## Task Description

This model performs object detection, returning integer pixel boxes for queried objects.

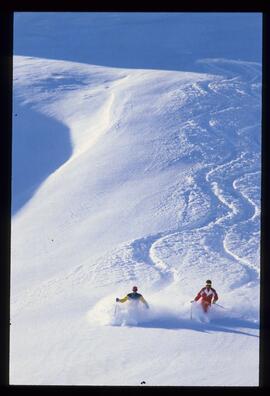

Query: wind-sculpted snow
[11,55,261,385]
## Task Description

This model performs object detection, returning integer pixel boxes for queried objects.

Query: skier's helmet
[206,280,212,285]
[132,286,138,292]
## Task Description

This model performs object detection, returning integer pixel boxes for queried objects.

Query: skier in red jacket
[191,280,218,313]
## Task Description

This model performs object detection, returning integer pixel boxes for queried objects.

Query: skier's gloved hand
[116,298,120,302]
[190,300,194,303]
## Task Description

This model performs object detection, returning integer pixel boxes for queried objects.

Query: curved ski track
[104,61,262,294]
[11,60,261,313]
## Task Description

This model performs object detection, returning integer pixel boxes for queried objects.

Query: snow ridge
[11,55,261,385]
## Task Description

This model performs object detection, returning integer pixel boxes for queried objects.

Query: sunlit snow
[10,12,261,386]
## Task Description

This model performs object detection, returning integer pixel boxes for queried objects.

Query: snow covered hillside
[10,13,262,386]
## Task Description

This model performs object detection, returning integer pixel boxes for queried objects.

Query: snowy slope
[10,13,262,386]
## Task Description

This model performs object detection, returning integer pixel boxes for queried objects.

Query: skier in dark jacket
[191,280,218,312]
[116,286,149,308]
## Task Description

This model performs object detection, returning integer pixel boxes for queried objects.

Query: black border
[1,2,269,394]
[0,1,269,12]
[259,11,270,391]
[0,7,13,391]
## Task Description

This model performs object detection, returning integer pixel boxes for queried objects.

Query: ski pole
[214,303,226,310]
[190,301,193,320]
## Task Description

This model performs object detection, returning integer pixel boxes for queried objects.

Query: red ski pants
[201,301,211,313]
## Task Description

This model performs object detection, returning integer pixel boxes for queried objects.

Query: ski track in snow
[120,61,261,294]
[11,56,261,387]
[11,57,261,318]
[10,12,262,386]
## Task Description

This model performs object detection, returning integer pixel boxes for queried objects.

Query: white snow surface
[11,13,261,386]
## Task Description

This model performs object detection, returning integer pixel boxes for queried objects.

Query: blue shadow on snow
[134,316,259,338]
[12,98,72,215]
[14,13,262,73]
